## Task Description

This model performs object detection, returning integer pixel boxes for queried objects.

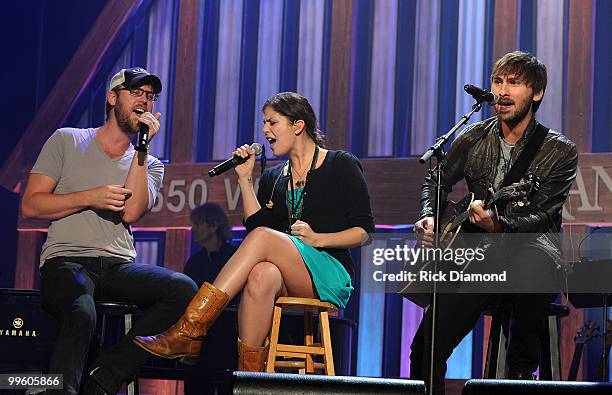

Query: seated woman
[133,92,374,371]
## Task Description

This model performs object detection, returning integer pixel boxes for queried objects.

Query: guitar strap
[499,122,549,188]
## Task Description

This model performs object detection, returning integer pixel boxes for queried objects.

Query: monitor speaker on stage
[462,379,612,395]
[232,372,425,395]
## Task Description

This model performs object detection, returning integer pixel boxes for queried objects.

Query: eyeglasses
[116,87,158,102]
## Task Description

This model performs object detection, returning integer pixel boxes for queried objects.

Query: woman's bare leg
[212,227,315,299]
[131,227,316,359]
[237,262,287,346]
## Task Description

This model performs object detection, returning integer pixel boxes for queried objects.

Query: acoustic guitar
[398,175,540,306]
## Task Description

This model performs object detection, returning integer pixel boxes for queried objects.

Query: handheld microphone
[135,124,149,152]
[208,143,263,177]
[464,84,499,105]
[134,109,149,152]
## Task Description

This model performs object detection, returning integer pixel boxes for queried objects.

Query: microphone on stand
[464,84,499,105]
[208,143,263,177]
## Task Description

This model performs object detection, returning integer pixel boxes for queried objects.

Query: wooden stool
[266,297,338,375]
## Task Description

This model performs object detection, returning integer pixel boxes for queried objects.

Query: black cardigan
[244,150,375,278]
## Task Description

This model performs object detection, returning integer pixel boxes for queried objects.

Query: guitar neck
[448,198,496,231]
[568,343,585,381]
[453,211,471,228]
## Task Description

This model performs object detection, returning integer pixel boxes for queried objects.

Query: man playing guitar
[410,51,578,394]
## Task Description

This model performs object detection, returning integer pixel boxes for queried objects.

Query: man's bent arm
[21,173,89,220]
[121,151,152,224]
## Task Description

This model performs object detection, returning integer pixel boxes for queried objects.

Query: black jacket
[244,150,375,278]
[420,117,578,260]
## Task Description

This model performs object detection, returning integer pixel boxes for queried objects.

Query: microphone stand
[419,100,484,395]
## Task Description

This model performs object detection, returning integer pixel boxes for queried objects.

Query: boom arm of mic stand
[419,102,483,164]
[418,101,483,395]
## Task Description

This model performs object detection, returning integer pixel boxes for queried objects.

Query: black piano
[0,289,58,373]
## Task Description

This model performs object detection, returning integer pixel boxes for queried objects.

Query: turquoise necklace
[287,145,319,224]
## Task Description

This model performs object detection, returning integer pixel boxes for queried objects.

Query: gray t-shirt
[493,135,515,190]
[31,128,164,266]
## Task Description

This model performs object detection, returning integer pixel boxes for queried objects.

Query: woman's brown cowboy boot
[133,282,229,364]
[237,337,270,372]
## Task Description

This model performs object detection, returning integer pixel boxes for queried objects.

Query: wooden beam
[326,0,354,150]
[17,153,612,229]
[139,379,182,395]
[492,0,518,63]
[14,231,45,289]
[128,158,451,227]
[170,0,200,163]
[164,229,192,273]
[482,315,492,376]
[566,0,594,153]
[0,0,143,191]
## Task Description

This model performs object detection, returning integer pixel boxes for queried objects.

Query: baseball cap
[109,67,162,93]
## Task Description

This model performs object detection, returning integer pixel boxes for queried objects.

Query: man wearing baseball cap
[21,67,197,394]
[105,67,162,118]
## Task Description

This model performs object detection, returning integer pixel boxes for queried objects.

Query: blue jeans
[40,256,197,394]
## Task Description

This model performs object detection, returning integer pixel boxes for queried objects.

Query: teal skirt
[286,235,353,308]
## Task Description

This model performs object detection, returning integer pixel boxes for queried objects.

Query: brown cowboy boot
[133,282,229,364]
[237,337,270,372]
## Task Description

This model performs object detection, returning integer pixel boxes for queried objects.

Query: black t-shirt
[244,150,375,278]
